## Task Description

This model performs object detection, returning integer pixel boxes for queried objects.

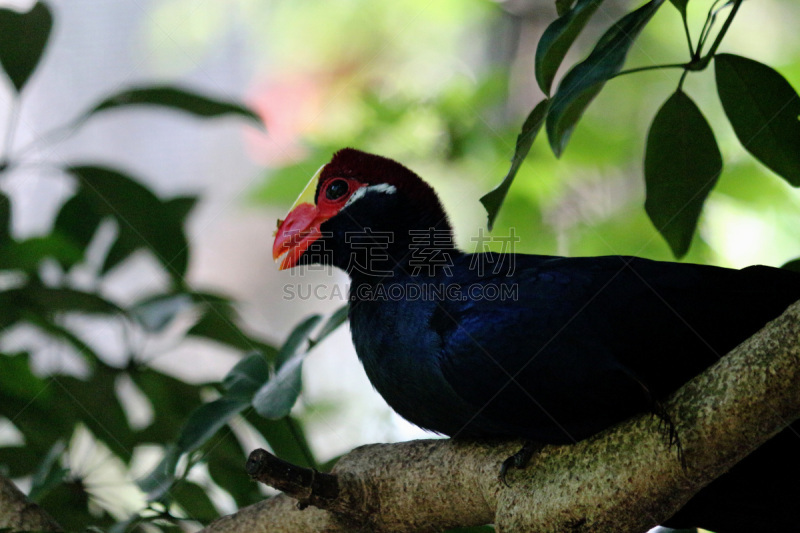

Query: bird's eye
[325,179,349,201]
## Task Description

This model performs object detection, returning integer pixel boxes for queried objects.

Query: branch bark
[0,474,62,532]
[203,300,800,533]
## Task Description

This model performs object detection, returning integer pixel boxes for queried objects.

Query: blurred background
[1,0,799,529]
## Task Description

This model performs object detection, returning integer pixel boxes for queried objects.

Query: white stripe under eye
[344,183,397,208]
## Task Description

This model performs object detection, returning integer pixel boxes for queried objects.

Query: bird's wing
[432,254,653,442]
[432,254,800,443]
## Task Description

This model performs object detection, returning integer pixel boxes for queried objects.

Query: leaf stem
[613,63,688,79]
[682,15,695,57]
[703,0,742,62]
[696,0,724,55]
[677,69,690,91]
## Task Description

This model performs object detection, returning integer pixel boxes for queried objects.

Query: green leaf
[54,192,103,267]
[782,259,800,273]
[131,293,194,332]
[252,355,304,420]
[85,86,263,126]
[715,54,800,186]
[222,352,270,398]
[645,90,721,258]
[274,314,322,369]
[28,440,68,502]
[38,478,112,532]
[138,444,181,499]
[480,99,550,230]
[171,480,219,523]
[23,313,103,367]
[313,304,349,345]
[164,196,199,225]
[535,0,605,95]
[176,396,248,453]
[130,368,205,444]
[251,314,322,419]
[546,0,666,156]
[244,412,317,469]
[20,285,123,316]
[0,1,52,91]
[187,305,277,358]
[0,235,83,272]
[58,366,137,461]
[0,445,42,478]
[206,430,262,507]
[66,166,191,281]
[0,353,46,402]
[556,0,577,16]
[0,354,75,458]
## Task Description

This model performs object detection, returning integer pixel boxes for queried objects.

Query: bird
[272,147,800,531]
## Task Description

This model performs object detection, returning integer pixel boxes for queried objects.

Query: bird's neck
[345,225,462,287]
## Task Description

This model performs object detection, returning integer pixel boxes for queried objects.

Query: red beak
[273,166,330,270]
[273,203,333,270]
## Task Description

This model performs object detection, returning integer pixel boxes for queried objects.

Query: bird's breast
[348,295,477,435]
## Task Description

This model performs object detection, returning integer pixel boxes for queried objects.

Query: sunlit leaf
[547,0,666,156]
[0,1,52,91]
[0,354,73,457]
[536,0,605,95]
[645,90,721,258]
[0,235,83,272]
[85,86,262,126]
[715,54,800,186]
[0,352,49,405]
[480,100,549,230]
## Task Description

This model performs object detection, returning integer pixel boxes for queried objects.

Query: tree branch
[0,474,62,532]
[203,300,800,533]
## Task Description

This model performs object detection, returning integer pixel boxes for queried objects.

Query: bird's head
[273,148,456,276]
